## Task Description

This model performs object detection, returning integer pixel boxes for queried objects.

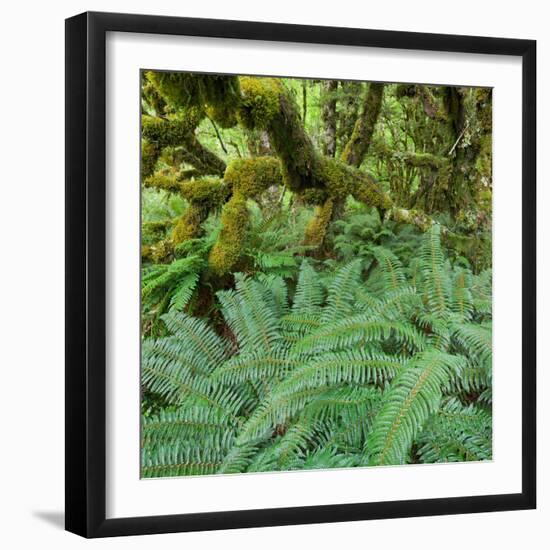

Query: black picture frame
[65,11,536,538]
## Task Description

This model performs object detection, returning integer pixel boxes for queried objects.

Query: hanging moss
[208,193,250,275]
[303,198,334,247]
[223,157,282,197]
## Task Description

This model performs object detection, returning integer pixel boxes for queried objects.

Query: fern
[141,227,492,477]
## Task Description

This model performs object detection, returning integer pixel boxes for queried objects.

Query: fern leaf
[366,351,465,465]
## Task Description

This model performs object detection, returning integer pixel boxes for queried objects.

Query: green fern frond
[293,315,426,355]
[141,442,226,477]
[321,259,363,323]
[366,351,465,465]
[418,224,451,318]
[142,406,235,448]
[451,322,492,367]
[416,398,492,463]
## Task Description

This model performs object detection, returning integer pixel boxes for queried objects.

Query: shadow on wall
[32,510,64,530]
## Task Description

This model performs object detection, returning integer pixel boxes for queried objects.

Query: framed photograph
[65,11,536,538]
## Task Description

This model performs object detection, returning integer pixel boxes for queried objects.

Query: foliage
[139,71,493,478]
[141,228,492,476]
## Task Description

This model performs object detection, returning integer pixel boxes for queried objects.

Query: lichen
[223,157,282,197]
[389,207,433,231]
[208,193,250,275]
[142,239,174,263]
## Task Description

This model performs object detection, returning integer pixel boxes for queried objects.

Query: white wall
[0,1,546,548]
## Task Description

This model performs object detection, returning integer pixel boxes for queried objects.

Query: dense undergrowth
[140,73,492,477]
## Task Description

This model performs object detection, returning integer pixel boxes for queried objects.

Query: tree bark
[321,80,338,157]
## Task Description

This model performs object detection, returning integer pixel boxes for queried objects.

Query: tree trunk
[321,80,338,157]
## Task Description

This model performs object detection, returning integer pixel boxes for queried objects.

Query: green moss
[142,114,201,148]
[223,157,282,197]
[314,156,393,209]
[340,82,384,167]
[206,103,238,129]
[147,71,241,113]
[180,178,230,207]
[303,199,334,247]
[141,141,161,178]
[171,203,206,244]
[237,77,281,130]
[300,188,329,205]
[401,152,449,169]
[475,134,492,180]
[208,193,250,275]
[143,173,182,193]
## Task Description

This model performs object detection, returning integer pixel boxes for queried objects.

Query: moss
[208,193,250,275]
[401,152,449,170]
[237,77,281,130]
[314,156,393,210]
[341,82,384,167]
[142,239,174,263]
[300,187,329,205]
[142,114,201,148]
[223,157,282,197]
[142,77,167,116]
[475,134,492,181]
[180,178,230,208]
[141,141,160,178]
[142,220,174,246]
[268,90,318,192]
[147,71,241,113]
[303,199,334,247]
[206,103,238,129]
[389,207,433,231]
[143,173,182,193]
[171,203,206,244]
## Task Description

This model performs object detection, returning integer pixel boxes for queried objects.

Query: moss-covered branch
[341,83,384,167]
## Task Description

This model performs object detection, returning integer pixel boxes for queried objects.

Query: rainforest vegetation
[140,71,493,477]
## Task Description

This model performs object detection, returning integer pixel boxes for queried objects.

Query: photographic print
[140,71,493,479]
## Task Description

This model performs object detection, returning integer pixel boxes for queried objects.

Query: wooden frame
[65,11,536,538]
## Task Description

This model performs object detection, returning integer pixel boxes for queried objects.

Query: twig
[206,115,228,154]
[448,121,469,156]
